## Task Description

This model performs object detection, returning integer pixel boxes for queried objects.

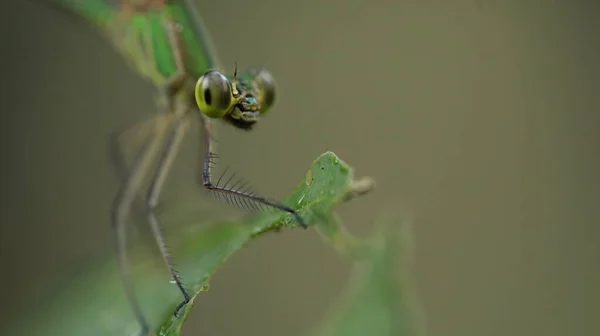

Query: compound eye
[195,70,233,118]
[248,68,277,114]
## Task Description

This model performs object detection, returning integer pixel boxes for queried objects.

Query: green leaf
[3,152,374,336]
[311,216,427,336]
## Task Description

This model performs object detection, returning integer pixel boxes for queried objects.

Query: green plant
[4,152,424,336]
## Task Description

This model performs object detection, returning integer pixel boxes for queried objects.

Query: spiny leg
[144,115,192,317]
[149,72,195,317]
[197,115,306,227]
[110,117,174,335]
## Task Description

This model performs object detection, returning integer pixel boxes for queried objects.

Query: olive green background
[1,0,599,335]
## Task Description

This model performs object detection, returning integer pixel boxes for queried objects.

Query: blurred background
[1,0,599,335]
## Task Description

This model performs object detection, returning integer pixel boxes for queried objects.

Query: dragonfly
[45,0,306,334]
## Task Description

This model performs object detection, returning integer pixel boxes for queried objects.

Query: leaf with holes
[3,152,374,336]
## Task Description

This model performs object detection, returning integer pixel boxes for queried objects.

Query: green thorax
[57,1,221,86]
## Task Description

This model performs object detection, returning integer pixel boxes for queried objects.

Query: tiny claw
[173,294,192,318]
[294,213,308,229]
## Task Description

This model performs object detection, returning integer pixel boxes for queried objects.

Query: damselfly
[47,0,305,334]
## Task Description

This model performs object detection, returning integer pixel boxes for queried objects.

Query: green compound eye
[195,70,234,118]
[248,68,277,115]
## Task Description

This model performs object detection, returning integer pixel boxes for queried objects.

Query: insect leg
[109,122,152,230]
[197,115,306,227]
[143,115,192,317]
[110,115,173,335]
